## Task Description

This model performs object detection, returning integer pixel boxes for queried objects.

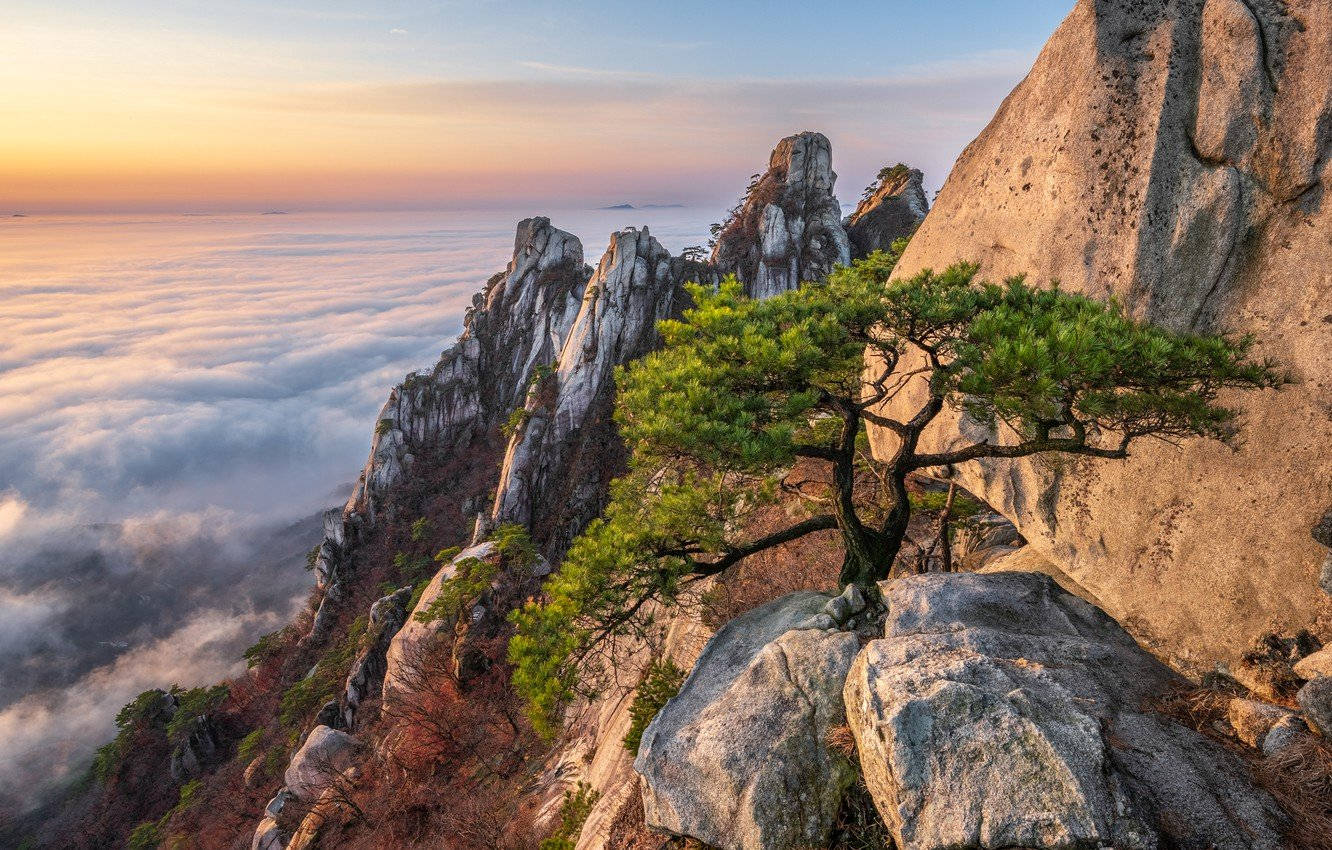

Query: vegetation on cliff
[510,247,1284,730]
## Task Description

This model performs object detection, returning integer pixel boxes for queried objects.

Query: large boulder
[284,725,360,802]
[712,132,850,298]
[868,0,1332,669]
[845,572,1286,850]
[635,592,858,850]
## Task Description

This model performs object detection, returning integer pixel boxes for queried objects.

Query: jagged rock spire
[711,131,850,298]
[491,226,685,558]
[343,217,588,527]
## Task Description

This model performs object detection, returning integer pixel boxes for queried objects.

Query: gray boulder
[1262,714,1310,755]
[1297,676,1332,737]
[284,725,360,802]
[1227,698,1295,749]
[845,572,1285,850]
[635,592,859,850]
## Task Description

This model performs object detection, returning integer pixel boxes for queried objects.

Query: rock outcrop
[304,219,589,639]
[868,0,1332,668]
[340,586,412,730]
[712,132,850,298]
[380,542,497,705]
[635,592,858,850]
[491,227,687,558]
[347,217,588,526]
[845,572,1286,850]
[844,165,927,259]
[284,725,360,802]
[168,714,221,781]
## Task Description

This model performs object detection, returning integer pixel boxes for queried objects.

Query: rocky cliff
[844,164,928,259]
[711,131,851,298]
[305,218,588,638]
[490,227,699,559]
[869,0,1332,670]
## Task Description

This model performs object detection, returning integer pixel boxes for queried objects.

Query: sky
[0,0,1074,212]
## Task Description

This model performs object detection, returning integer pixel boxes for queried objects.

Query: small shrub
[375,418,394,437]
[623,660,685,754]
[236,728,264,763]
[491,523,538,569]
[414,557,498,625]
[410,516,434,543]
[164,684,228,743]
[243,630,284,669]
[279,616,367,731]
[128,820,161,850]
[502,406,530,439]
[540,782,599,850]
[305,545,321,571]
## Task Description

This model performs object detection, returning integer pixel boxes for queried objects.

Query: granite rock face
[302,218,588,639]
[340,586,413,730]
[845,572,1286,850]
[284,725,360,802]
[712,132,850,298]
[635,592,857,850]
[868,0,1332,668]
[844,165,928,259]
[346,216,588,526]
[492,227,687,559]
[380,542,497,706]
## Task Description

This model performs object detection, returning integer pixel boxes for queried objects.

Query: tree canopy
[509,249,1283,734]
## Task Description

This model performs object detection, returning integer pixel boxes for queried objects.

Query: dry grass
[825,724,858,761]
[1254,734,1332,850]
[1152,681,1332,850]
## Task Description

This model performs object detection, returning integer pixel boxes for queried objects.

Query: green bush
[164,684,228,743]
[414,525,537,625]
[128,820,161,850]
[243,630,284,669]
[540,782,599,850]
[410,516,434,542]
[279,616,367,731]
[623,659,685,754]
[236,728,264,763]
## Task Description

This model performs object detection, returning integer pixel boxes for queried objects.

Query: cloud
[0,493,25,539]
[0,598,304,811]
[389,27,408,35]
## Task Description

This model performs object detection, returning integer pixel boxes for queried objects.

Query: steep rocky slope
[869,0,1332,669]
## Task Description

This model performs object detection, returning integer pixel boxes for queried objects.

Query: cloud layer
[0,207,714,811]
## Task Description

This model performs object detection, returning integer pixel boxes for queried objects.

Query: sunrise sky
[1,0,1072,212]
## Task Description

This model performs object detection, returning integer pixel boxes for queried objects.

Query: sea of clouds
[0,208,712,811]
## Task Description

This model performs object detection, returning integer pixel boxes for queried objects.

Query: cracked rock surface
[845,572,1286,850]
[870,0,1332,669]
[634,592,858,850]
